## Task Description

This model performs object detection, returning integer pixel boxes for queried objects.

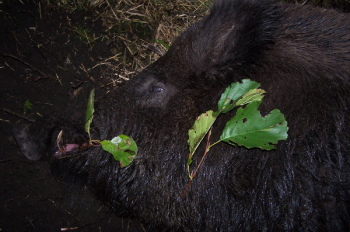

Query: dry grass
[40,0,211,75]
[37,0,349,82]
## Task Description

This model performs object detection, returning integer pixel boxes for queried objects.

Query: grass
[35,0,349,80]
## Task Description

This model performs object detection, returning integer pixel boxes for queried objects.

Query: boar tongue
[54,144,80,158]
[54,130,88,158]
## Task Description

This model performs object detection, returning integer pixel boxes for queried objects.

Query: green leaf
[235,88,266,106]
[101,135,138,168]
[217,79,260,113]
[220,101,288,150]
[188,110,216,155]
[187,110,216,172]
[155,39,170,50]
[85,89,95,137]
[23,99,33,115]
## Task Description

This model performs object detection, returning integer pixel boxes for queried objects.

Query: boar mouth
[55,130,89,158]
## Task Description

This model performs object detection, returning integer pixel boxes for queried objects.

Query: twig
[0,53,49,80]
[182,128,213,197]
[1,108,35,122]
[302,0,311,6]
[60,227,79,231]
[0,118,10,123]
[142,43,165,56]
[106,0,118,19]
[191,128,212,180]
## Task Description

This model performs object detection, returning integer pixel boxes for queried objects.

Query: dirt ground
[0,1,145,231]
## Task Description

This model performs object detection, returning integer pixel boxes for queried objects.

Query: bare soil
[0,1,144,231]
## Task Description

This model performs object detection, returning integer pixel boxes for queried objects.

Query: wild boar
[13,0,350,231]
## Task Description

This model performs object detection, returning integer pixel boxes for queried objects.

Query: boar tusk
[56,130,65,152]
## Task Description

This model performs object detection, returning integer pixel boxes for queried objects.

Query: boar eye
[136,77,176,108]
[150,85,164,93]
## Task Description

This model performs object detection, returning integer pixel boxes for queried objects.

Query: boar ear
[179,0,279,85]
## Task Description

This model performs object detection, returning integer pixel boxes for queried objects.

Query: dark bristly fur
[13,0,350,231]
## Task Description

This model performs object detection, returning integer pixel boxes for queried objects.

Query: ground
[0,1,145,231]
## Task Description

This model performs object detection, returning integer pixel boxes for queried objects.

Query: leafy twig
[84,89,138,167]
[183,79,288,196]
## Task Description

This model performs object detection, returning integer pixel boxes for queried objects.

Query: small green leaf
[188,110,216,155]
[235,88,266,106]
[101,135,138,167]
[220,101,288,150]
[155,39,170,50]
[217,79,260,113]
[85,89,95,137]
[23,99,33,115]
[187,110,216,176]
[100,140,117,154]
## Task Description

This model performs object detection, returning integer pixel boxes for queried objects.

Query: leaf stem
[190,128,212,180]
[208,139,221,150]
[182,128,213,197]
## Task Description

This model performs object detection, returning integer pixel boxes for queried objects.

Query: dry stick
[0,53,48,80]
[106,0,118,19]
[1,108,35,122]
[142,43,165,56]
[182,128,213,198]
[302,0,311,6]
